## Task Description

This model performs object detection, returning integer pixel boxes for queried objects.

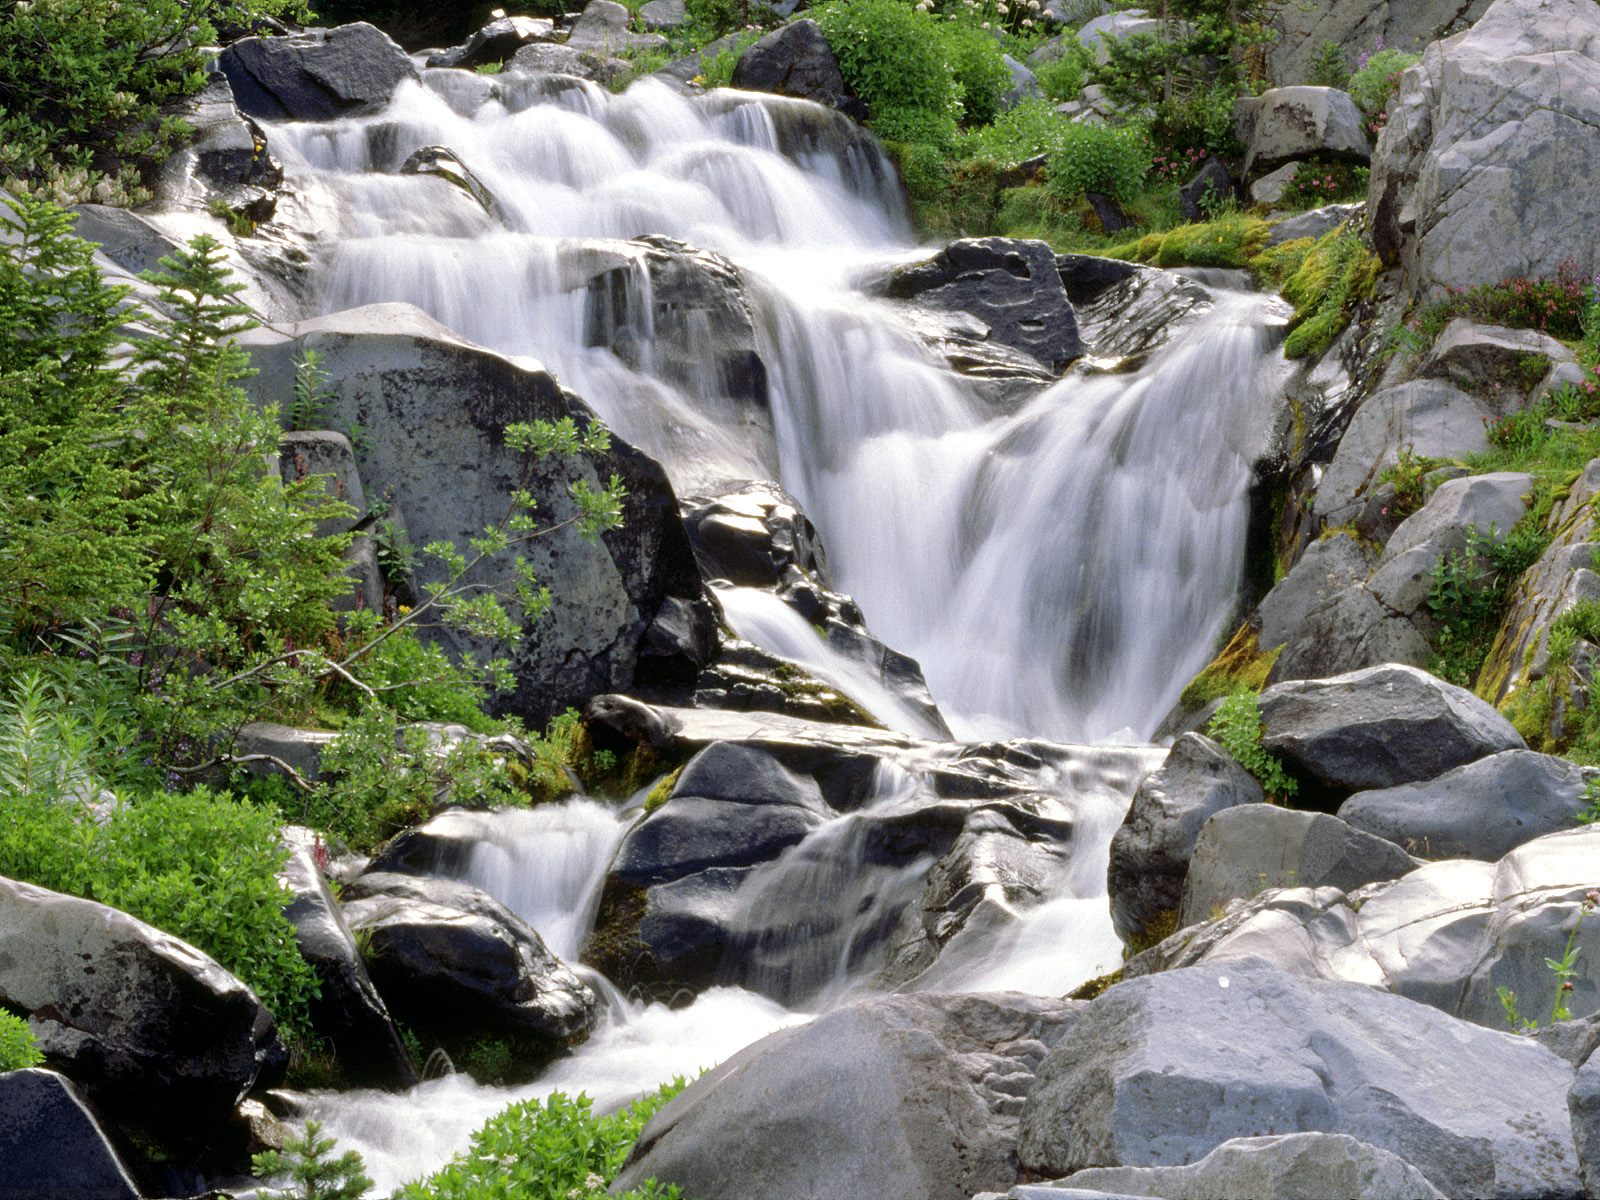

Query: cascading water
[249,64,1290,1189]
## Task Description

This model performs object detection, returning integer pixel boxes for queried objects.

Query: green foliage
[1034,47,1088,104]
[939,23,1012,127]
[253,1119,374,1200]
[1206,689,1298,800]
[0,0,306,206]
[1278,159,1369,210]
[1104,213,1268,269]
[814,0,962,145]
[1044,122,1151,205]
[606,47,674,93]
[288,350,334,432]
[0,1010,44,1072]
[394,1078,690,1200]
[1425,522,1549,687]
[1579,777,1600,825]
[1411,259,1598,344]
[696,31,761,89]
[1307,40,1350,88]
[1278,223,1381,359]
[1497,889,1599,1032]
[1347,48,1420,138]
[1377,447,1439,521]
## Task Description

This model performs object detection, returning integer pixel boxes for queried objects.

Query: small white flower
[1021,17,1033,25]
[996,2,1008,11]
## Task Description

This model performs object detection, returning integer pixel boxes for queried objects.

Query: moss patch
[1122,906,1180,959]
[1178,624,1280,711]
[1068,967,1123,1001]
[1276,223,1381,359]
[642,765,682,814]
[1102,214,1271,271]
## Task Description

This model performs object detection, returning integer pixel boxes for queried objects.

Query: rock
[612,991,1080,1200]
[683,481,830,590]
[341,871,597,1048]
[1052,1133,1449,1200]
[1266,0,1490,88]
[0,876,284,1130]
[1016,958,1582,1197]
[1265,202,1362,245]
[638,0,688,30]
[1001,55,1043,110]
[1419,318,1575,402]
[1070,266,1215,368]
[1339,750,1599,860]
[278,828,416,1089]
[1179,804,1415,925]
[155,73,282,221]
[399,146,504,221]
[878,238,1084,373]
[1127,824,1600,1032]
[0,1069,142,1200]
[1575,1048,1600,1198]
[1249,162,1299,206]
[1107,734,1263,945]
[565,0,669,55]
[1076,11,1163,65]
[1237,86,1370,177]
[1084,192,1134,235]
[1177,158,1235,221]
[279,430,366,538]
[731,20,855,113]
[426,16,556,70]
[1367,0,1600,300]
[658,33,749,85]
[1314,379,1495,527]
[1055,255,1141,306]
[1258,532,1375,652]
[1365,471,1533,617]
[239,303,714,723]
[1265,585,1434,683]
[507,42,630,84]
[1259,663,1524,796]
[610,790,827,888]
[232,722,337,784]
[221,23,418,122]
[1538,1011,1600,1067]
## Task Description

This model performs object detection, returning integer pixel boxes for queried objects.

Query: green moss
[1098,215,1271,270]
[1068,967,1123,1001]
[643,766,682,814]
[1178,624,1281,711]
[1276,223,1381,359]
[1122,907,1180,959]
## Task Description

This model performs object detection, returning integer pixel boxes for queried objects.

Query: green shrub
[0,1010,44,1072]
[1206,690,1298,800]
[1034,48,1087,104]
[394,1078,690,1200]
[1278,159,1369,210]
[813,0,961,143]
[254,1119,373,1200]
[939,23,1012,127]
[1307,39,1350,88]
[1426,522,1549,686]
[1044,122,1151,205]
[697,30,761,88]
[1347,47,1420,138]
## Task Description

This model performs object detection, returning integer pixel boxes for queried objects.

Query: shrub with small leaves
[1346,48,1420,138]
[1207,689,1298,800]
[253,1119,373,1200]
[0,1010,44,1072]
[1044,122,1151,205]
[813,0,962,145]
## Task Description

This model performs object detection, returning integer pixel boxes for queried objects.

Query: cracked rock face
[1367,0,1600,299]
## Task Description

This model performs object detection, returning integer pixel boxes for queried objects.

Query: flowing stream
[251,67,1292,1190]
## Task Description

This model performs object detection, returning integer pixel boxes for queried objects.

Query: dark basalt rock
[221,22,418,122]
[730,21,861,118]
[0,1070,142,1200]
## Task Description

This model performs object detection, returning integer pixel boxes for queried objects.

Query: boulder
[1178,804,1415,925]
[1367,0,1600,300]
[730,21,856,113]
[1575,1048,1600,1199]
[0,876,284,1129]
[683,481,830,590]
[1177,157,1235,221]
[1265,202,1362,245]
[1258,663,1524,796]
[1001,55,1043,111]
[878,238,1084,373]
[221,23,418,122]
[1266,0,1491,88]
[1257,532,1373,652]
[0,1069,142,1200]
[1076,11,1163,65]
[278,828,416,1089]
[1249,162,1298,207]
[639,0,689,31]
[425,16,556,70]
[399,146,504,221]
[1265,585,1433,683]
[1237,86,1370,177]
[155,73,282,222]
[1125,824,1600,1032]
[1339,749,1597,860]
[1107,734,1263,945]
[507,42,630,83]
[1016,958,1582,1197]
[239,303,715,723]
[612,991,1080,1200]
[1313,379,1494,527]
[1044,1133,1448,1200]
[341,871,597,1048]
[232,721,337,784]
[1055,255,1142,307]
[1419,318,1575,402]
[279,430,366,537]
[565,0,669,55]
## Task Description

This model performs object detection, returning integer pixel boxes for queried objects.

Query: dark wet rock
[221,23,418,122]
[0,1069,142,1200]
[426,16,557,70]
[1178,157,1236,221]
[400,146,504,221]
[731,21,857,115]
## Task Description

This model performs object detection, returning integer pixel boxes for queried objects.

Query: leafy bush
[1347,47,1420,138]
[395,1078,689,1200]
[1413,259,1596,343]
[814,0,962,144]
[1307,39,1350,88]
[1034,48,1088,104]
[1278,159,1369,210]
[0,1010,44,1072]
[0,0,307,205]
[1044,122,1151,205]
[1426,522,1549,686]
[1207,689,1298,800]
[939,23,1012,127]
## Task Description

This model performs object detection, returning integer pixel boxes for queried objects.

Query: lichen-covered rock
[1419,318,1574,402]
[1237,87,1370,177]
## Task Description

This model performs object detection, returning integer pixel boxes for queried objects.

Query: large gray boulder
[1419,318,1575,402]
[1178,804,1415,926]
[1039,1133,1448,1200]
[1574,1048,1600,1198]
[0,1069,142,1200]
[0,877,284,1128]
[565,0,669,55]
[1076,11,1163,64]
[1367,0,1600,300]
[342,872,596,1051]
[613,991,1080,1200]
[1257,532,1374,652]
[1107,734,1263,945]
[1266,585,1433,683]
[1125,824,1600,1032]
[1258,663,1524,795]
[1016,958,1582,1197]
[425,16,557,70]
[1237,86,1370,177]
[1313,379,1493,527]
[278,828,416,1089]
[731,20,856,113]
[221,23,418,121]
[1266,0,1490,88]
[878,239,1084,374]
[1339,749,1599,860]
[240,303,715,724]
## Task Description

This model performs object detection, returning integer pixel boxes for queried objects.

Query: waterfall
[248,65,1290,1188]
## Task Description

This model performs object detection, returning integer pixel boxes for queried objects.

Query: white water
[257,67,1287,1189]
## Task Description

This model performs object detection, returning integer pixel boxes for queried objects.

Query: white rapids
[245,66,1291,1191]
